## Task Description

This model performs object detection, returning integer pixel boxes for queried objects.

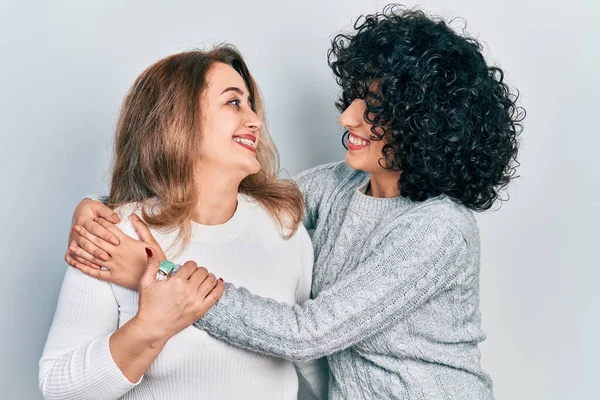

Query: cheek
[201,115,236,147]
[370,139,386,157]
[366,139,389,168]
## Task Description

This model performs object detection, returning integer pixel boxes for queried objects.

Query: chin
[345,152,368,172]
[241,160,261,176]
[345,152,384,174]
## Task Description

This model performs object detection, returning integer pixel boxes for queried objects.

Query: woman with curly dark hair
[66,5,523,399]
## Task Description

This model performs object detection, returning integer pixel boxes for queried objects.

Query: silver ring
[155,270,170,281]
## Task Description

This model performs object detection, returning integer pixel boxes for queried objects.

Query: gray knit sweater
[195,161,494,399]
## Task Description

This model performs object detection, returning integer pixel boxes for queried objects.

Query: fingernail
[218,277,223,282]
[93,217,99,222]
[145,247,153,257]
[69,246,77,253]
[110,237,119,246]
[100,253,109,261]
[131,214,139,221]
[112,214,121,222]
[74,225,81,232]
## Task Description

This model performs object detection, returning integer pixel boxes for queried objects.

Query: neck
[192,168,243,225]
[367,170,402,198]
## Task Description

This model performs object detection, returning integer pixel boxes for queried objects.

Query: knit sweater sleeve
[293,162,345,230]
[39,268,141,399]
[194,217,467,362]
[292,227,329,399]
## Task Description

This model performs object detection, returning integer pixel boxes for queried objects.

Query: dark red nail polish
[218,277,223,282]
[145,247,153,257]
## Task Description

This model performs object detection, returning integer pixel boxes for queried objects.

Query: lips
[233,133,257,153]
[347,131,370,150]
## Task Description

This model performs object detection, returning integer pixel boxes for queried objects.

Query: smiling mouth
[233,135,257,153]
[347,132,370,149]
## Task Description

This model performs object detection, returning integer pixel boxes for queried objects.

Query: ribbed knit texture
[39,194,329,400]
[196,161,494,399]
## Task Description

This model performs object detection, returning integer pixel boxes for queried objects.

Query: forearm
[109,317,167,383]
[195,280,395,361]
[195,219,465,361]
[40,269,153,400]
[40,319,166,400]
[39,334,136,400]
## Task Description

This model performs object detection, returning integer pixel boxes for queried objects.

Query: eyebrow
[221,87,245,96]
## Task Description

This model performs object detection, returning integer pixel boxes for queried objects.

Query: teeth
[233,137,255,147]
[349,135,368,146]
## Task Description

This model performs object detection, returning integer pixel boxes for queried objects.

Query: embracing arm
[195,218,466,362]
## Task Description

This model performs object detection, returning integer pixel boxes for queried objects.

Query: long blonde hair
[108,45,303,251]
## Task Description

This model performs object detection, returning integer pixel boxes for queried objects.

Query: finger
[95,218,128,245]
[131,214,158,245]
[73,225,113,260]
[74,263,113,281]
[65,252,102,271]
[73,254,103,270]
[69,230,110,264]
[131,214,167,260]
[190,270,214,291]
[90,200,121,224]
[80,218,120,246]
[197,273,218,297]
[64,251,77,268]
[69,238,108,265]
[173,260,201,281]
[140,247,161,289]
[202,280,225,309]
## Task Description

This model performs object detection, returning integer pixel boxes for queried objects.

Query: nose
[339,99,366,130]
[244,108,263,132]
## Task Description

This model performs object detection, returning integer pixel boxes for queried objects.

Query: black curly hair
[328,4,524,211]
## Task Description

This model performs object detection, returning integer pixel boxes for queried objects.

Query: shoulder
[363,201,476,271]
[386,196,479,248]
[412,196,478,240]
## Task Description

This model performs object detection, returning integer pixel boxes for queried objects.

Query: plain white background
[1,0,598,399]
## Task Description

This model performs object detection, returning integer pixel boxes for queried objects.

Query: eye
[228,98,241,108]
